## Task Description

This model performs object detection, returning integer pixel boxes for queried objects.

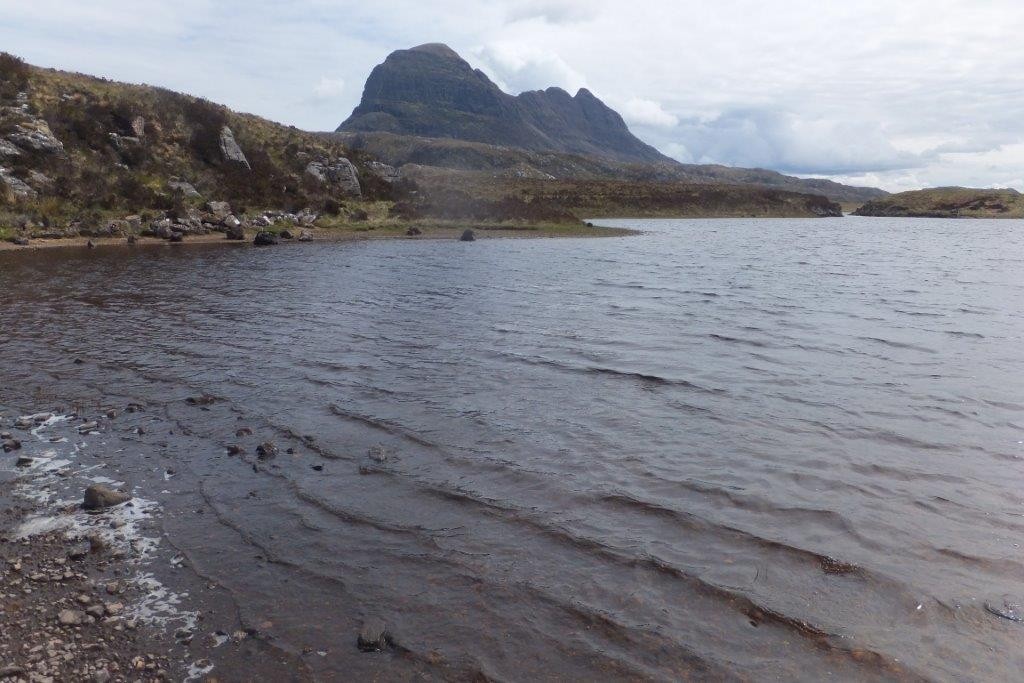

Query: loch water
[2,217,1024,681]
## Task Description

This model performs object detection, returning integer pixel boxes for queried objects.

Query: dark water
[2,217,1024,681]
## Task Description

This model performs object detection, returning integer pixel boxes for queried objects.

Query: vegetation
[853,187,1024,218]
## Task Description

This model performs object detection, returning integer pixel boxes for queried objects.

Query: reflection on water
[2,217,1024,680]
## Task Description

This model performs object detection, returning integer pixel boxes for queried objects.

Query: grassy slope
[853,187,1024,218]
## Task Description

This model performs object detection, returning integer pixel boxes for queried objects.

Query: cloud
[473,42,587,94]
[506,0,600,25]
[620,99,679,129]
[312,77,346,101]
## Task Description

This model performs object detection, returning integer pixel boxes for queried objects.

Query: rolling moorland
[0,47,898,247]
[853,187,1024,218]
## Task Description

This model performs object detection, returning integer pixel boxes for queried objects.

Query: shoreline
[0,222,638,253]
[0,406,311,682]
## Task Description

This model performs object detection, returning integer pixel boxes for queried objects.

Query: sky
[2,0,1023,192]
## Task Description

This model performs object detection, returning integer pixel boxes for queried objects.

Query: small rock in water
[2,438,21,452]
[256,441,279,460]
[236,427,253,437]
[226,444,244,456]
[77,421,99,434]
[368,445,388,463]
[357,617,391,652]
[186,394,217,406]
[459,229,476,242]
[83,484,132,510]
[985,598,1024,623]
[15,456,33,467]
[106,408,118,419]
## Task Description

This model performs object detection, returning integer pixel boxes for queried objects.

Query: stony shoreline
[0,221,635,253]
[0,408,310,683]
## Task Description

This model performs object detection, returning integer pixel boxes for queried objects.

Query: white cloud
[621,98,679,129]
[312,77,346,101]
[473,42,587,94]
[506,0,601,24]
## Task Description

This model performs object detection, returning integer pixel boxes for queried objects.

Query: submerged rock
[83,484,131,510]
[256,441,279,460]
[357,617,391,652]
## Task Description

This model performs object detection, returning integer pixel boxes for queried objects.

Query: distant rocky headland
[0,47,896,248]
[853,187,1024,218]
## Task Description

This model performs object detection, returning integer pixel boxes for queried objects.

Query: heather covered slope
[853,187,1024,218]
[338,43,672,165]
[0,53,395,234]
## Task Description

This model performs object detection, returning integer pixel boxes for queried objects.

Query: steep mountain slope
[338,44,672,165]
[853,187,1024,218]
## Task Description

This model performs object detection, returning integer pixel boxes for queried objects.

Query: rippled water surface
[2,217,1024,681]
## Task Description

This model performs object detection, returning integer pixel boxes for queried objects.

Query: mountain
[853,187,1024,218]
[337,45,885,205]
[338,43,672,165]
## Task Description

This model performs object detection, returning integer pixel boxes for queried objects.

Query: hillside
[338,44,671,165]
[0,53,405,241]
[1,52,847,246]
[336,131,884,205]
[853,187,1024,218]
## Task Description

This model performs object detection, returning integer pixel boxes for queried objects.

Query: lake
[2,217,1023,680]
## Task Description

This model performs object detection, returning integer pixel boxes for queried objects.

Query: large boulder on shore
[305,158,362,198]
[219,126,251,170]
[253,231,278,246]
[459,229,476,242]
[83,484,131,510]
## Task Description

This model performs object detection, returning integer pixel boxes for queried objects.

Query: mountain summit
[337,44,672,165]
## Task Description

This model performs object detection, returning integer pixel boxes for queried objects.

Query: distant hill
[338,44,671,165]
[853,187,1024,218]
[336,44,885,205]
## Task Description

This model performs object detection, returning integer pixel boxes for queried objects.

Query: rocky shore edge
[0,408,308,683]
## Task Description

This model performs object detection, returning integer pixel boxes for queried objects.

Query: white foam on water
[11,514,72,539]
[184,659,214,682]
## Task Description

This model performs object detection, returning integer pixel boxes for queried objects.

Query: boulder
[168,230,185,243]
[11,236,29,246]
[367,161,400,183]
[405,227,422,236]
[460,229,476,242]
[168,178,201,198]
[218,126,251,170]
[305,158,362,198]
[256,441,279,460]
[253,231,278,246]
[279,230,294,240]
[83,484,131,510]
[7,122,65,155]
[2,438,21,452]
[225,223,245,241]
[297,230,313,242]
[206,201,232,219]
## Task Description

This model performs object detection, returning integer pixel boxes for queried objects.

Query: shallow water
[2,217,1024,681]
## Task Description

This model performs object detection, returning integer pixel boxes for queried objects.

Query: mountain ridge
[338,43,674,165]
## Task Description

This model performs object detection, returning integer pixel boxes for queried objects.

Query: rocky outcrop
[218,126,250,170]
[305,158,362,198]
[168,178,201,198]
[0,168,37,199]
[7,121,65,155]
[853,187,1024,219]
